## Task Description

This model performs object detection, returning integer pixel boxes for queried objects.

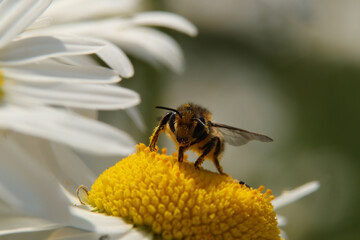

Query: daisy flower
[75,144,320,240]
[23,0,198,74]
[0,141,319,239]
[0,0,140,155]
[0,136,319,239]
[0,1,197,237]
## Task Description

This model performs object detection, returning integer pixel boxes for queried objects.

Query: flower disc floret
[88,143,281,240]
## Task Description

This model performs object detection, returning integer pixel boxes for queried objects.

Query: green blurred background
[101,1,360,239]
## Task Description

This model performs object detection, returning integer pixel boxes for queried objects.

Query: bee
[149,103,273,174]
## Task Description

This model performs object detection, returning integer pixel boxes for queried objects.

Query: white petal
[0,105,136,156]
[0,0,51,48]
[120,229,152,240]
[68,207,133,234]
[5,82,140,110]
[43,0,140,24]
[50,142,97,192]
[27,16,53,30]
[96,41,134,78]
[68,108,98,120]
[21,19,129,37]
[272,181,320,210]
[43,227,110,240]
[125,107,147,132]
[0,35,105,66]
[6,132,96,199]
[19,34,134,78]
[133,11,198,37]
[276,215,288,227]
[56,55,99,67]
[0,137,71,222]
[2,60,120,84]
[115,27,184,73]
[0,217,59,236]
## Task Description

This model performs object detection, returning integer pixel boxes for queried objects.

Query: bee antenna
[156,106,182,118]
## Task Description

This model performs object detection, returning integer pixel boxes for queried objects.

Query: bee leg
[149,112,172,151]
[194,137,219,170]
[213,157,224,175]
[149,127,161,151]
[194,156,205,170]
[178,146,185,162]
[213,138,225,174]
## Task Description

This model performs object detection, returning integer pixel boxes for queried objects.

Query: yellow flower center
[87,144,281,240]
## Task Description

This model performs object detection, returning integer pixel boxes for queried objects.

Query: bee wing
[212,122,273,146]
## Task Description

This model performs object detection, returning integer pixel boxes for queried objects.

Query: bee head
[156,105,209,145]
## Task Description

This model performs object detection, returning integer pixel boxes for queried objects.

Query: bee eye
[199,117,205,124]
[193,119,206,138]
[169,113,176,133]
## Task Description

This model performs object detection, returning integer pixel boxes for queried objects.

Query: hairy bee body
[149,103,272,174]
